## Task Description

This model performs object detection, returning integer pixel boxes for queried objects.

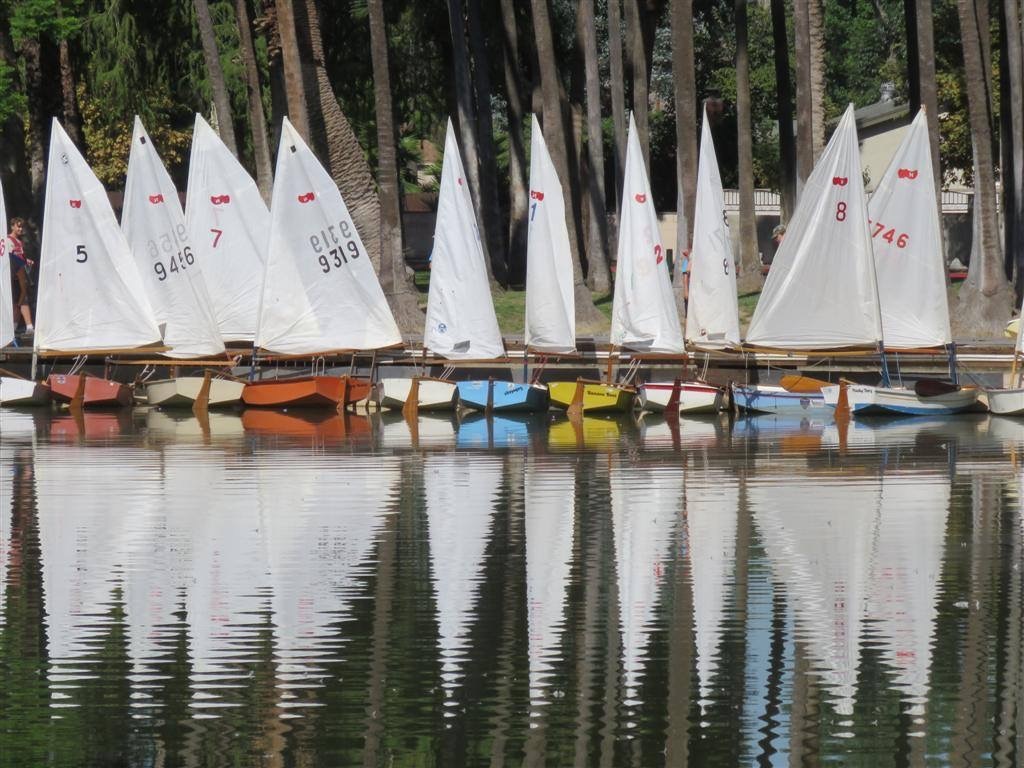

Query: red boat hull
[241,376,371,408]
[47,374,134,408]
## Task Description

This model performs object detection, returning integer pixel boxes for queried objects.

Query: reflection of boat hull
[47,374,133,408]
[547,381,634,413]
[242,409,371,439]
[456,380,549,412]
[242,376,370,408]
[379,378,457,411]
[0,377,51,406]
[822,384,981,416]
[457,414,538,448]
[49,410,132,440]
[146,376,244,408]
[985,387,1024,415]
[731,383,826,415]
[548,415,621,448]
[638,381,722,413]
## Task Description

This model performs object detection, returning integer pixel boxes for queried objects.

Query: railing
[722,188,975,214]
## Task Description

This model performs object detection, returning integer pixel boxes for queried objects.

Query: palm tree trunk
[275,0,309,139]
[624,0,649,167]
[771,0,796,220]
[793,0,813,193]
[194,0,238,156]
[907,0,941,211]
[580,0,611,294]
[999,0,1024,292]
[671,0,698,313]
[447,0,496,282]
[20,33,60,202]
[735,0,761,294]
[58,39,84,151]
[234,0,273,201]
[0,16,31,214]
[499,0,528,286]
[368,0,423,331]
[608,0,627,212]
[807,0,826,160]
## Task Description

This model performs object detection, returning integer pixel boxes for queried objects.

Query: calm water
[1,407,1022,767]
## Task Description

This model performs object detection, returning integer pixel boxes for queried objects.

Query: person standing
[8,217,34,334]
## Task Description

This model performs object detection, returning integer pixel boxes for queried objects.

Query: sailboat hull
[0,377,51,406]
[822,384,982,416]
[456,381,549,412]
[379,378,458,411]
[637,381,723,413]
[731,383,827,415]
[47,374,134,408]
[547,381,635,413]
[146,377,245,408]
[986,387,1024,415]
[242,376,371,409]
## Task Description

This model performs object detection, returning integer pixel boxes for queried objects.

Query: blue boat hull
[731,384,828,415]
[456,381,549,412]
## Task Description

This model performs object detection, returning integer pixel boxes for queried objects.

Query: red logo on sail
[897,168,919,180]
[210,194,231,205]
[148,193,164,204]
[530,190,544,201]
[457,177,464,186]
[635,193,647,203]
[831,177,848,187]
[297,192,315,203]
[69,199,82,208]
[655,244,663,265]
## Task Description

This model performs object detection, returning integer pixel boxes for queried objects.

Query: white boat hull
[0,377,51,406]
[638,381,723,413]
[145,377,245,408]
[985,387,1024,415]
[822,383,981,416]
[379,378,458,411]
[730,384,828,415]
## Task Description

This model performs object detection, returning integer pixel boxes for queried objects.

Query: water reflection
[3,409,1024,765]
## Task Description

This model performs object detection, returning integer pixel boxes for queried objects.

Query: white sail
[747,104,881,349]
[425,453,500,698]
[185,113,268,342]
[525,457,575,705]
[867,475,948,716]
[423,120,504,359]
[869,110,951,349]
[685,109,740,349]
[751,477,878,715]
[122,116,225,358]
[35,120,161,353]
[0,175,12,347]
[256,118,401,354]
[611,461,680,702]
[687,473,739,708]
[611,113,684,353]
[525,114,575,353]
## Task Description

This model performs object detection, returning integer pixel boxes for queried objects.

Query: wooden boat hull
[730,383,827,415]
[146,376,245,408]
[242,376,371,408]
[455,380,549,412]
[985,387,1024,415]
[822,383,981,416]
[47,374,134,408]
[0,377,51,406]
[379,378,457,411]
[637,381,723,413]
[547,381,635,413]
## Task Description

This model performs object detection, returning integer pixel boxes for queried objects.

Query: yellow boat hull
[547,381,635,413]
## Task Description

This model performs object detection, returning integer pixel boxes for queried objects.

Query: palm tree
[905,0,940,201]
[624,0,649,166]
[580,0,611,294]
[194,0,238,156]
[999,0,1024,293]
[734,0,760,294]
[368,0,423,331]
[234,0,273,201]
[771,0,796,219]
[793,0,813,192]
[608,0,627,209]
[499,0,528,285]
[274,0,309,139]
[952,0,1014,333]
[671,0,697,312]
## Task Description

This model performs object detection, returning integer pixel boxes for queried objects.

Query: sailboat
[246,117,401,408]
[457,114,563,413]
[639,107,734,414]
[0,176,50,405]
[382,119,501,412]
[821,109,978,416]
[36,119,163,407]
[735,104,878,414]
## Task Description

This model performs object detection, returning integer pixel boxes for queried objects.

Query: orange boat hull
[241,376,371,408]
[47,374,134,408]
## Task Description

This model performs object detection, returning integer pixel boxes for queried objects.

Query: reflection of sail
[611,461,680,703]
[751,477,878,715]
[425,454,500,699]
[525,457,574,705]
[687,472,738,708]
[867,475,948,717]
